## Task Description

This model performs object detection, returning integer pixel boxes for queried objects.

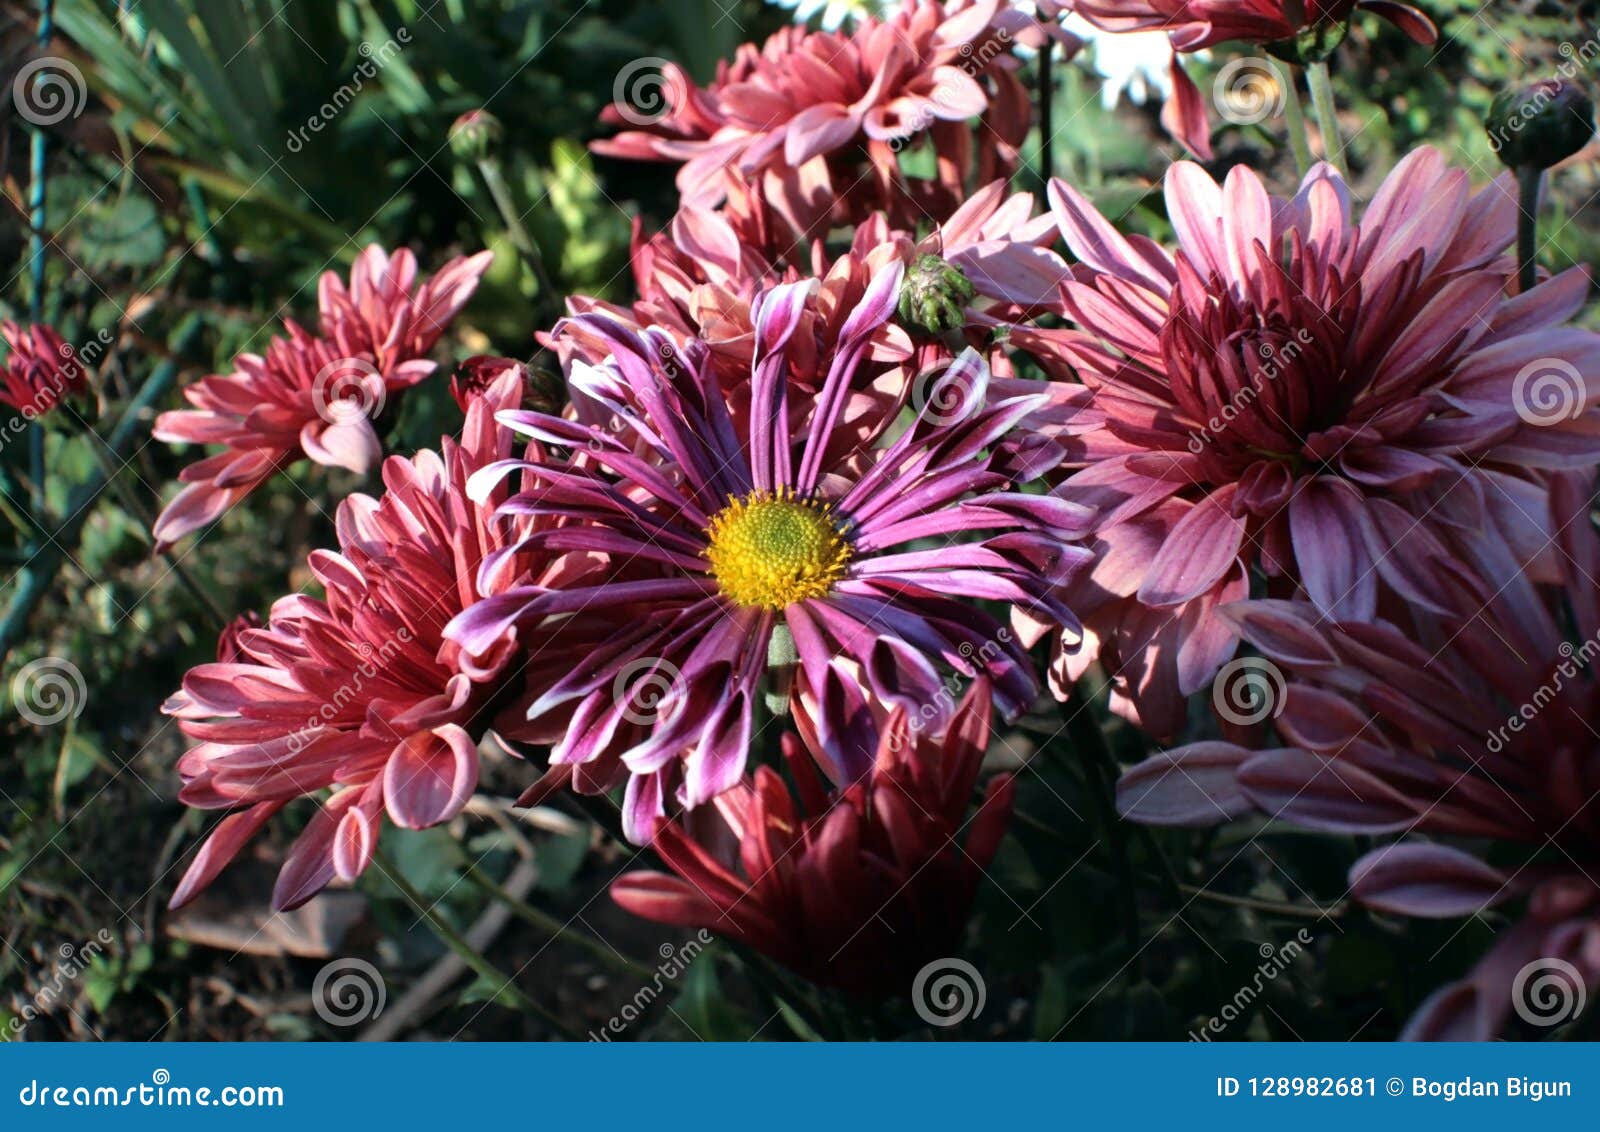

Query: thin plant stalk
[81,434,229,633]
[475,158,559,314]
[1271,58,1313,176]
[1516,165,1543,295]
[1305,60,1347,177]
[376,849,577,1038]
[463,863,655,981]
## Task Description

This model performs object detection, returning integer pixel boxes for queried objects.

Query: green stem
[463,864,655,981]
[1036,38,1054,188]
[1176,882,1344,921]
[1516,165,1543,295]
[82,434,228,633]
[1305,61,1346,177]
[1058,689,1141,961]
[476,158,558,311]
[376,850,576,1038]
[1272,59,1313,177]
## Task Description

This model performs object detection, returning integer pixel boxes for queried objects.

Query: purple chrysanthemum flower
[446,264,1093,839]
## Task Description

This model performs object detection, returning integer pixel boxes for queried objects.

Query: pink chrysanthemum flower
[1071,0,1434,49]
[446,266,1092,840]
[1039,148,1600,737]
[593,0,1039,232]
[1,320,88,418]
[611,680,1014,997]
[151,246,491,550]
[1065,1,1436,157]
[164,367,589,910]
[1116,477,1600,1039]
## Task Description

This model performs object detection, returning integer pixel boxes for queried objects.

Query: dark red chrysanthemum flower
[611,680,1014,997]
[1,320,89,418]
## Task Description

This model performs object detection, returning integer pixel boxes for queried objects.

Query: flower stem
[82,434,229,633]
[1516,165,1543,295]
[1272,59,1313,177]
[1037,38,1055,188]
[462,863,655,981]
[376,849,577,1038]
[475,158,558,313]
[1305,61,1346,177]
[1058,688,1141,962]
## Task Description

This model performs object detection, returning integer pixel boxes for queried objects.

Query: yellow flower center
[704,488,851,610]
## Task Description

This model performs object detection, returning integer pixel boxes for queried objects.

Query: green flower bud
[1487,80,1595,170]
[1266,16,1351,66]
[449,109,504,164]
[896,254,977,338]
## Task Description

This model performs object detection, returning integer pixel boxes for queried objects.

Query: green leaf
[674,951,751,1041]
[52,730,101,813]
[78,192,166,270]
[533,828,590,894]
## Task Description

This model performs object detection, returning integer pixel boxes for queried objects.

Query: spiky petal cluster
[163,367,585,910]
[592,0,1040,232]
[445,266,1092,841]
[1,320,89,418]
[151,246,491,550]
[1117,476,1600,1039]
[1040,148,1600,737]
[611,681,1015,996]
